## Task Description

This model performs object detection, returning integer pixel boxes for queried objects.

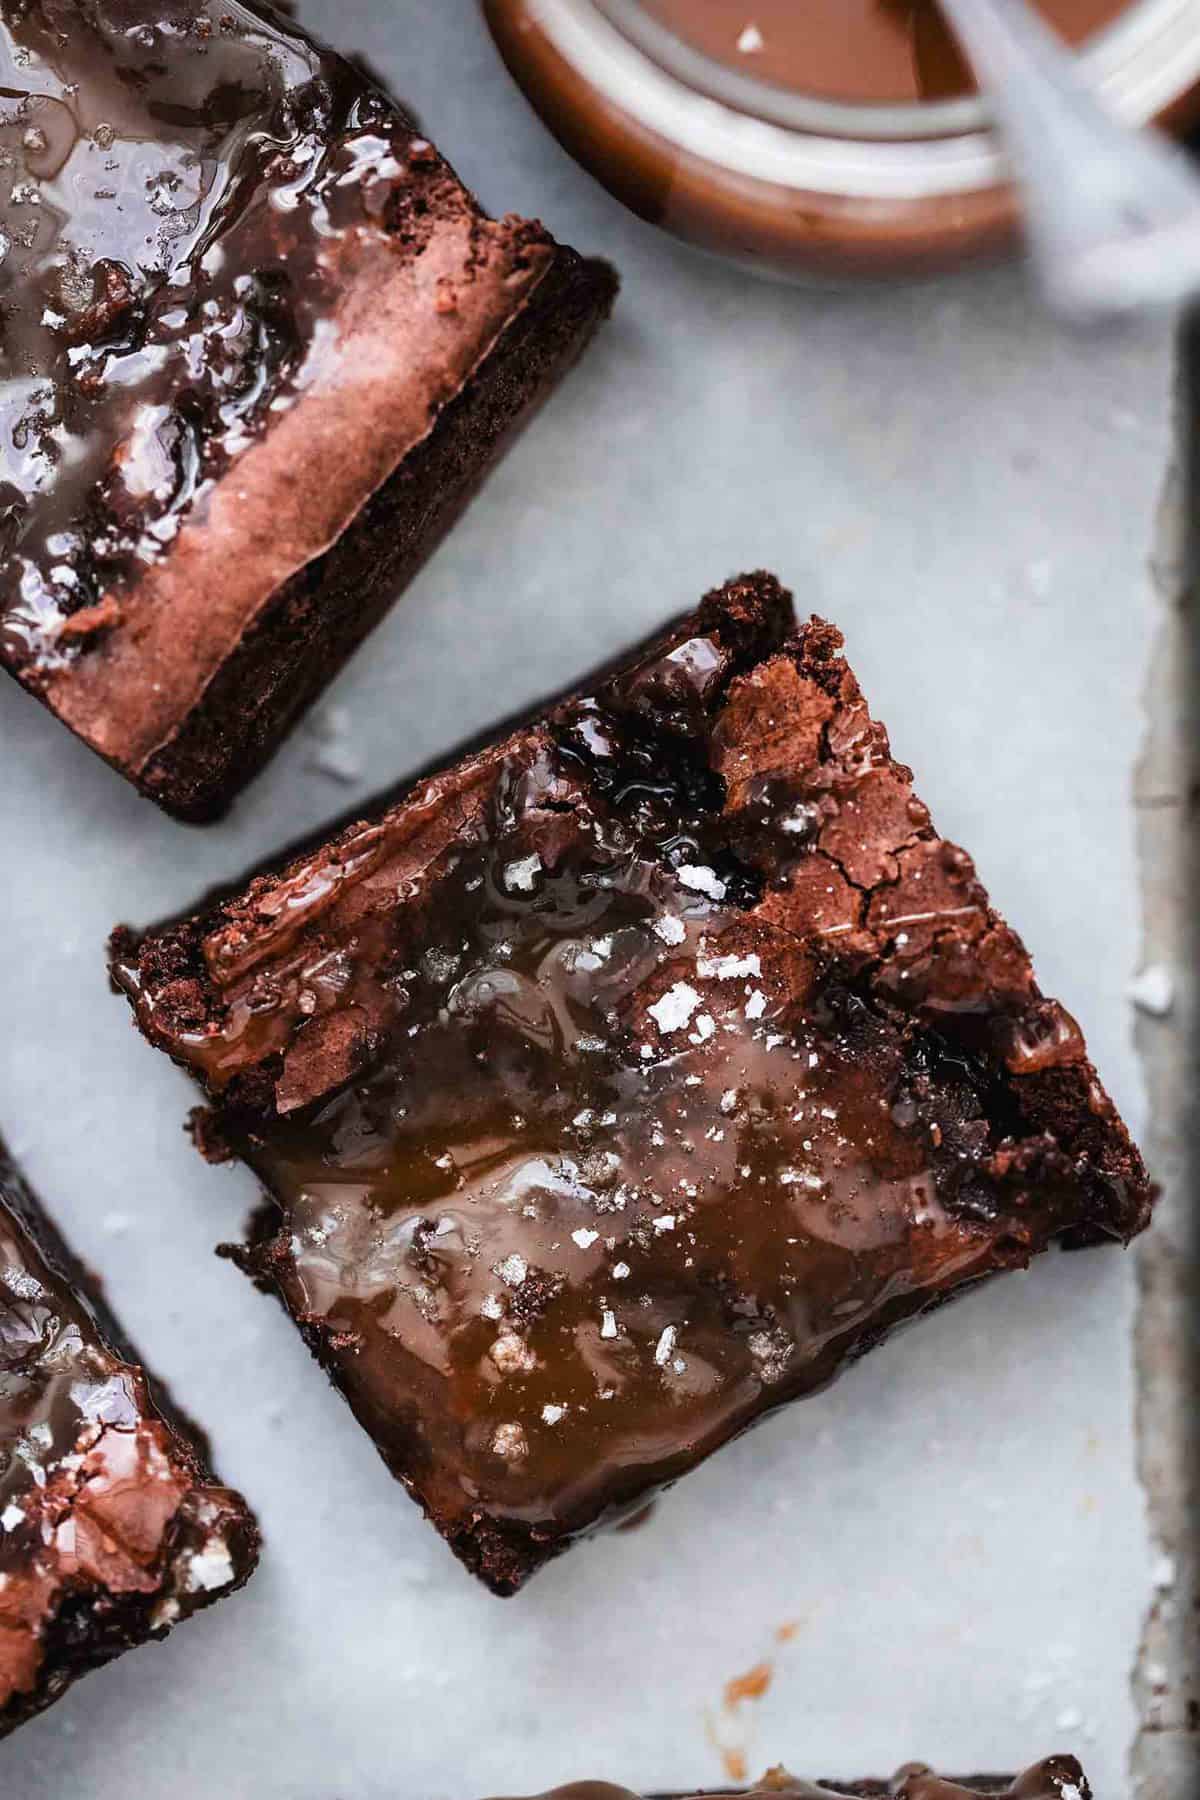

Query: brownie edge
[136,238,617,822]
[485,1755,1092,1799]
[0,1137,259,1737]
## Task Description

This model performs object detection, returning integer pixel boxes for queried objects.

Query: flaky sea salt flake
[649,982,701,1034]
[503,854,542,893]
[490,1422,528,1460]
[184,1539,235,1593]
[697,952,761,980]
[653,914,687,946]
[677,864,727,900]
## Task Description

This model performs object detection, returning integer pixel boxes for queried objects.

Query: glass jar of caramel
[483,0,1200,277]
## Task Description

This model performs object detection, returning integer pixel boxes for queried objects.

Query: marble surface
[0,3,1174,1796]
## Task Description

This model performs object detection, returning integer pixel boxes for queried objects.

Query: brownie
[110,572,1151,1594]
[482,1771,1093,1800]
[0,1,616,821]
[0,1135,258,1736]
[483,1761,1092,1800]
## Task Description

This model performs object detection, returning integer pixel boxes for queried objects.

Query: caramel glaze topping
[485,1758,1092,1800]
[112,574,1151,1591]
[0,1145,256,1722]
[0,0,501,677]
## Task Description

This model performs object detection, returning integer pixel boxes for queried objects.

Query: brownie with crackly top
[0,0,616,820]
[0,1134,258,1737]
[485,1758,1092,1799]
[488,1757,1091,1798]
[110,572,1151,1593]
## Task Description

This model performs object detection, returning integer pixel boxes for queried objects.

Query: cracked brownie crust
[0,0,616,819]
[486,1757,1092,1799]
[111,572,1150,1593]
[0,1137,259,1737]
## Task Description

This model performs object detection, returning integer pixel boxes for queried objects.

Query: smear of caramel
[721,1748,748,1784]
[724,1661,774,1708]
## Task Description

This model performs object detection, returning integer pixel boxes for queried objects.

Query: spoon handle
[935,0,1200,319]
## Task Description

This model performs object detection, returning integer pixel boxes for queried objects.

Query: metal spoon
[931,0,1200,320]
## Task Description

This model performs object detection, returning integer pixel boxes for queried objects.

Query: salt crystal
[490,1422,528,1459]
[572,1227,600,1250]
[654,1325,677,1366]
[653,915,687,946]
[649,981,701,1034]
[490,1333,535,1375]
[497,1254,528,1287]
[503,854,541,893]
[745,990,766,1020]
[184,1540,235,1593]
[600,1309,619,1339]
[653,1214,676,1233]
[697,952,761,980]
[612,1262,631,1280]
[780,1168,824,1191]
[676,864,727,900]
[541,1403,566,1426]
[737,23,764,55]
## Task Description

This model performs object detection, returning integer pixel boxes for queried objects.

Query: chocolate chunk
[0,1136,258,1736]
[0,1,616,819]
[111,572,1151,1594]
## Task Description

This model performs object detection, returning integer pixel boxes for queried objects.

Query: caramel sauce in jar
[638,0,1127,104]
[483,0,1200,277]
